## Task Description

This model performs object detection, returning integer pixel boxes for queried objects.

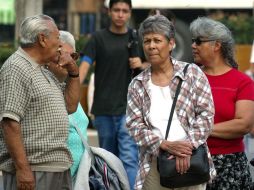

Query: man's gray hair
[190,17,238,69]
[20,14,55,47]
[59,30,76,51]
[139,14,175,41]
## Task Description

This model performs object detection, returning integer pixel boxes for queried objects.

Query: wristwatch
[68,73,79,78]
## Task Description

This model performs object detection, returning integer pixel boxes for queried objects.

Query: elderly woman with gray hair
[45,31,89,181]
[126,15,216,190]
[190,17,254,190]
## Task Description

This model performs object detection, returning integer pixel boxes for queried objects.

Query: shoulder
[92,28,108,38]
[226,69,253,85]
[1,52,33,80]
[173,60,205,80]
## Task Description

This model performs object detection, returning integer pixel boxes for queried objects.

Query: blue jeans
[93,115,138,190]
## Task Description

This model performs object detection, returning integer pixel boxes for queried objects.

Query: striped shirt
[126,59,216,190]
[0,48,72,172]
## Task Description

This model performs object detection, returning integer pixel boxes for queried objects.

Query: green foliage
[0,43,15,68]
[75,34,90,63]
[210,12,254,44]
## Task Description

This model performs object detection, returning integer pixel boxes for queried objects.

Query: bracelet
[68,73,79,78]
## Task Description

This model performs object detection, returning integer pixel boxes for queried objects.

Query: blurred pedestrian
[126,14,215,190]
[190,17,254,190]
[0,15,80,190]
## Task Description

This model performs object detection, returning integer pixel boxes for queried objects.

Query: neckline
[205,68,234,77]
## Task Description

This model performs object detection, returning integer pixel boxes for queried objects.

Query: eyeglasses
[70,52,80,61]
[192,37,216,46]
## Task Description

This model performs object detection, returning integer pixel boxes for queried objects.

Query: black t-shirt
[83,28,133,115]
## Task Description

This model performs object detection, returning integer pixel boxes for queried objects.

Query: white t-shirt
[148,79,187,141]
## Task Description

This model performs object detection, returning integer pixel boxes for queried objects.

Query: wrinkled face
[108,2,131,28]
[41,21,61,63]
[143,33,174,65]
[191,37,216,65]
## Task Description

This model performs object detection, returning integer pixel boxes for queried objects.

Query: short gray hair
[190,17,238,69]
[139,15,175,41]
[20,14,56,47]
[59,30,76,51]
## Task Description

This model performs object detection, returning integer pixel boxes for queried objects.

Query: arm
[79,61,91,84]
[189,66,215,147]
[211,100,254,139]
[126,81,161,156]
[1,118,35,189]
[59,52,80,114]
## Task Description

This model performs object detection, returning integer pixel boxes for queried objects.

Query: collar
[135,58,190,83]
[16,47,41,69]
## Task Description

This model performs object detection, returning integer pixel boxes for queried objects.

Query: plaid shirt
[126,59,216,190]
[0,48,72,172]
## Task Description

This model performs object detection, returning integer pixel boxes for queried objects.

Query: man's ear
[38,33,46,48]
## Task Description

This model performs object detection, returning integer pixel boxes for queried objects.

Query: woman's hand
[160,140,193,157]
[175,155,191,174]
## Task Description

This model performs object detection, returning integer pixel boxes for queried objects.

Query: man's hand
[129,57,143,69]
[58,52,79,76]
[16,167,35,190]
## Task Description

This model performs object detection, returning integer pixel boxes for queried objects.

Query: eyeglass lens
[70,52,80,61]
[192,38,215,46]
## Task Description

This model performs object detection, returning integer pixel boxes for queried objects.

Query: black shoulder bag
[157,64,210,188]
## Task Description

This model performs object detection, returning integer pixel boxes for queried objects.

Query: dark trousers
[3,170,72,190]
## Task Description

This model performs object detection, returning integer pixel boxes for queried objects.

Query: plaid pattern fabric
[126,59,216,190]
[0,48,72,172]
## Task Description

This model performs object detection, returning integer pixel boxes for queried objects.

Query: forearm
[211,119,251,139]
[2,118,30,171]
[79,61,90,84]
[65,76,80,114]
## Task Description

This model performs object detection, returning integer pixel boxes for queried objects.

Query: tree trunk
[14,0,43,47]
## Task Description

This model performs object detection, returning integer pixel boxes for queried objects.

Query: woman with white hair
[190,17,254,190]
[46,30,89,180]
[126,15,215,190]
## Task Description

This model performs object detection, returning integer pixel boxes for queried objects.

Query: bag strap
[164,64,190,140]
[70,116,95,165]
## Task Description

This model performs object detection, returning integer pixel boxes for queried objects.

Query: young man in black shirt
[79,0,148,189]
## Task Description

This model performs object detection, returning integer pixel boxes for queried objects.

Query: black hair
[109,0,132,9]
